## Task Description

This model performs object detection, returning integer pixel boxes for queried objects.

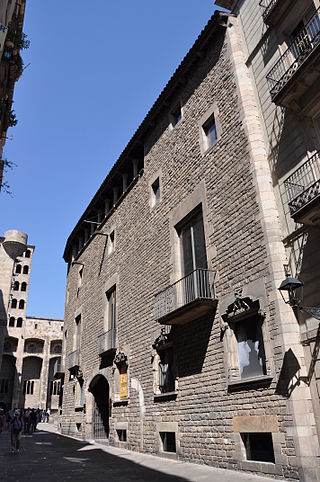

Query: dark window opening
[25,249,31,258]
[19,299,25,309]
[23,380,34,395]
[13,281,19,291]
[23,265,29,274]
[179,208,207,276]
[160,431,176,453]
[0,378,9,394]
[9,317,15,327]
[241,433,275,463]
[21,282,27,292]
[11,299,17,309]
[171,104,182,127]
[15,264,21,274]
[116,429,127,442]
[16,318,23,328]
[203,113,217,150]
[151,178,161,206]
[106,287,116,331]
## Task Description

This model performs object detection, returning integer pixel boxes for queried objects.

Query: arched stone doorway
[88,374,109,440]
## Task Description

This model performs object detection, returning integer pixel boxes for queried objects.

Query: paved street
[0,423,284,482]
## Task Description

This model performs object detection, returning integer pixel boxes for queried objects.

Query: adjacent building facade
[61,5,320,482]
[0,231,64,412]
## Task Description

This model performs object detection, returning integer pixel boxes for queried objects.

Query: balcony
[155,269,217,326]
[259,0,291,26]
[98,328,116,355]
[53,358,64,379]
[67,349,80,371]
[266,8,320,114]
[284,151,320,225]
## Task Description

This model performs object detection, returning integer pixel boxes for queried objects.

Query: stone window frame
[169,99,184,130]
[232,415,285,473]
[156,422,179,458]
[148,168,162,210]
[103,273,119,336]
[169,181,215,285]
[220,279,275,390]
[73,306,82,353]
[152,339,178,399]
[198,102,222,156]
[115,421,128,445]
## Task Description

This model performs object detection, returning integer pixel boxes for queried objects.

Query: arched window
[11,299,17,309]
[53,344,62,354]
[25,249,31,258]
[21,282,27,292]
[15,264,22,274]
[16,318,23,328]
[13,281,19,291]
[19,299,25,309]
[9,317,15,327]
[23,265,29,275]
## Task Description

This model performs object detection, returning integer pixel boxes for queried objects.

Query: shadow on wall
[275,348,301,397]
[174,315,214,378]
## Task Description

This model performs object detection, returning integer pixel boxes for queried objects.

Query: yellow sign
[120,373,127,400]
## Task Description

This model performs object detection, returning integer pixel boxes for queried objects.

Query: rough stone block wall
[61,25,299,480]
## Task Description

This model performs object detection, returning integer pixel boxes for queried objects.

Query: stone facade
[61,8,320,482]
[0,231,64,412]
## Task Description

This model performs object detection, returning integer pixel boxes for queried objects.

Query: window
[234,317,266,379]
[23,265,29,274]
[35,323,38,330]
[21,282,27,292]
[13,281,19,291]
[160,432,176,453]
[179,207,207,277]
[74,314,82,352]
[15,264,21,274]
[50,380,61,396]
[170,103,182,128]
[151,177,161,207]
[9,317,15,327]
[0,378,9,394]
[61,325,64,332]
[106,287,116,331]
[202,113,218,151]
[11,298,17,309]
[23,380,34,395]
[19,299,25,309]
[159,347,175,393]
[108,230,115,255]
[53,344,62,354]
[25,249,31,258]
[116,429,127,442]
[16,317,23,328]
[241,433,275,463]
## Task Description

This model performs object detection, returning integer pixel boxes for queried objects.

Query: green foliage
[7,22,30,50]
[8,109,18,127]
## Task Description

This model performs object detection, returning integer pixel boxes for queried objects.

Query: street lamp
[278,275,320,320]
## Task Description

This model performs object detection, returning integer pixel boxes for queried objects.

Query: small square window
[170,104,182,128]
[116,429,127,442]
[202,114,218,151]
[151,177,161,207]
[160,431,176,453]
[241,433,275,463]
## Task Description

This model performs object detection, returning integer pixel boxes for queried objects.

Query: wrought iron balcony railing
[98,328,116,355]
[284,151,320,217]
[155,268,217,325]
[259,0,279,22]
[67,349,80,370]
[266,7,320,101]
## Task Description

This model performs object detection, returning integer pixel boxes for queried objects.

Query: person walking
[0,408,6,434]
[10,410,23,453]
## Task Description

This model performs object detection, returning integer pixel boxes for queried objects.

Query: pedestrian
[0,408,6,434]
[46,408,50,423]
[10,410,23,453]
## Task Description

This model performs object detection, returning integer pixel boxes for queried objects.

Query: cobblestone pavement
[0,423,285,482]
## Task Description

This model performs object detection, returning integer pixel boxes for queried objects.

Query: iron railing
[259,0,279,22]
[266,7,320,100]
[284,151,320,215]
[67,349,80,370]
[155,268,216,321]
[98,328,116,355]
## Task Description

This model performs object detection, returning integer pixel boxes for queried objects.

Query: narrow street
[0,423,284,482]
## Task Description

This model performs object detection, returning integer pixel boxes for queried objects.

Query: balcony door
[179,209,208,304]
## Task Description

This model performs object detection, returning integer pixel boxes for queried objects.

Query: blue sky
[0,1,223,319]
